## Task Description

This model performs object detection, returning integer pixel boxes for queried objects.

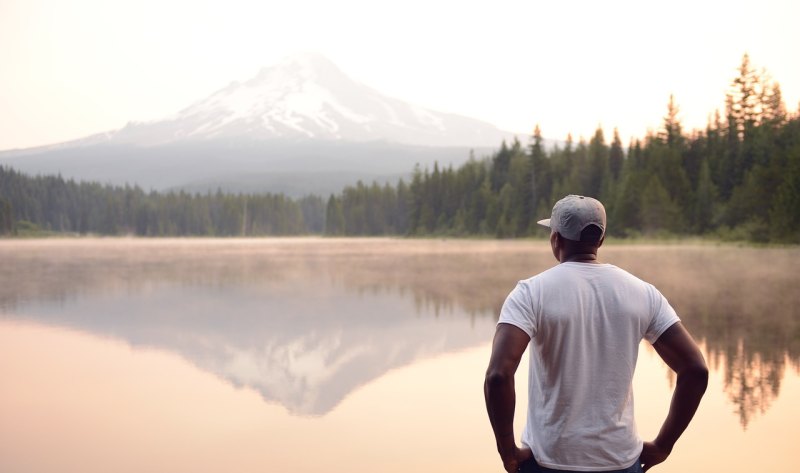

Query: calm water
[0,238,798,472]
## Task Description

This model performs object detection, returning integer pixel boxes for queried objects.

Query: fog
[1,238,797,423]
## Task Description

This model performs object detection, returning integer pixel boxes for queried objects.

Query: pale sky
[1,0,798,151]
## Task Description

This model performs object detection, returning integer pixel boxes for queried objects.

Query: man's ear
[597,236,605,248]
[550,231,561,262]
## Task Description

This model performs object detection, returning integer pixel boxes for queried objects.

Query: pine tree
[325,194,345,235]
[587,126,608,198]
[763,82,787,126]
[728,53,762,138]
[0,197,13,235]
[768,143,800,242]
[609,128,624,181]
[490,140,512,192]
[639,174,682,235]
[661,94,684,149]
[693,158,717,233]
[529,124,545,216]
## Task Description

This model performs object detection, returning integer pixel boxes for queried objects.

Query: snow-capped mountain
[109,52,511,147]
[0,53,518,194]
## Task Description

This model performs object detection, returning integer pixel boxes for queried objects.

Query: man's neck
[562,253,599,264]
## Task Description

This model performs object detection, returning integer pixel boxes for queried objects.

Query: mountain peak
[252,52,340,83]
[101,53,515,147]
[278,51,341,72]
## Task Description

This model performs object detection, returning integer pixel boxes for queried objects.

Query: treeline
[326,54,800,243]
[0,169,324,236]
[1,54,798,242]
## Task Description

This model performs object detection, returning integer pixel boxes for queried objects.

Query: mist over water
[0,238,797,472]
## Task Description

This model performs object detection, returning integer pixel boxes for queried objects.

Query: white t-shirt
[498,262,679,471]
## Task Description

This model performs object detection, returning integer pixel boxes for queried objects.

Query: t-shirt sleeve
[498,281,536,338]
[644,284,680,344]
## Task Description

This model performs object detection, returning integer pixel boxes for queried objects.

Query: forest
[1,55,798,243]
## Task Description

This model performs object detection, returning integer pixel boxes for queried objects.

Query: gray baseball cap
[537,195,606,241]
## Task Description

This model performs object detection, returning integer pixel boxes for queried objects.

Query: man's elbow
[484,368,513,389]
[679,360,709,393]
[694,362,710,388]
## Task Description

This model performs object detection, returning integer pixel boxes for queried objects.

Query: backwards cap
[537,194,606,242]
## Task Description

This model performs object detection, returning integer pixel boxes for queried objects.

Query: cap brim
[537,218,551,228]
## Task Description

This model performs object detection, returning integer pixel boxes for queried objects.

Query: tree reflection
[723,341,783,427]
[603,245,800,428]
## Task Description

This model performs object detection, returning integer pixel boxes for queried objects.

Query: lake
[1,238,798,472]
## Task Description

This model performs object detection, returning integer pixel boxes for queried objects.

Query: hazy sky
[1,0,798,150]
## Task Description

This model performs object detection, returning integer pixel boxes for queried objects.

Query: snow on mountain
[0,53,517,195]
[108,52,514,147]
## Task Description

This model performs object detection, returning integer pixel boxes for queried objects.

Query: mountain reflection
[0,239,798,424]
[0,239,517,416]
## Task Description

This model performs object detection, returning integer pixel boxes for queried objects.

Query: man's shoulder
[602,264,656,287]
[527,262,627,278]
[520,264,566,285]
[526,263,655,290]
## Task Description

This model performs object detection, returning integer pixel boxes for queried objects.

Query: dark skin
[485,232,708,472]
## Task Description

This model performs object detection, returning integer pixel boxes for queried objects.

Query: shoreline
[1,232,796,248]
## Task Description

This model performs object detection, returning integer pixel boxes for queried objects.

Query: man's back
[485,195,707,473]
[499,263,679,470]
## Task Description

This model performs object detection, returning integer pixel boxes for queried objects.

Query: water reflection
[602,245,800,427]
[0,239,505,415]
[0,239,798,425]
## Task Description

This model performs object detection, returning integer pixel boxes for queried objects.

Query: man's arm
[484,323,533,473]
[642,322,709,472]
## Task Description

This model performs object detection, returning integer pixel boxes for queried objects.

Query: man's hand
[640,440,671,472]
[485,323,532,472]
[501,446,533,473]
[645,322,707,471]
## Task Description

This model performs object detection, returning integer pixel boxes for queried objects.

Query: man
[484,195,708,473]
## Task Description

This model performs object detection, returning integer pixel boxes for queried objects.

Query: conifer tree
[609,128,624,181]
[639,174,682,234]
[490,140,512,192]
[529,124,545,217]
[693,158,717,233]
[768,143,800,242]
[661,94,684,149]
[728,53,762,138]
[0,198,13,235]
